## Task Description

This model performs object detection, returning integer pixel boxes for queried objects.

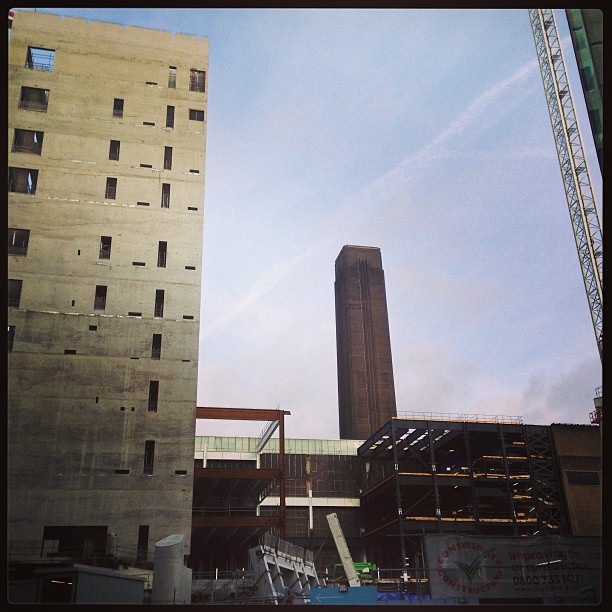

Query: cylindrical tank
[151,534,187,604]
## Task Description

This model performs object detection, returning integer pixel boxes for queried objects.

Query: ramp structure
[248,533,320,605]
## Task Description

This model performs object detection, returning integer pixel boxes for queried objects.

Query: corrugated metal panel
[74,571,144,604]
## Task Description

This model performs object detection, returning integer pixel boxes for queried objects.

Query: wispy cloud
[365,56,540,195]
[201,252,306,338]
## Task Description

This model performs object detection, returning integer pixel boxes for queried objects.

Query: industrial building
[188,415,601,603]
[335,245,398,440]
[8,9,208,571]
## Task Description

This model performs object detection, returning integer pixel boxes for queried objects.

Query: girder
[529,8,603,362]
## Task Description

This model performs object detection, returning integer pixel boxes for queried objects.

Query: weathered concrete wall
[8,9,208,562]
[550,424,601,536]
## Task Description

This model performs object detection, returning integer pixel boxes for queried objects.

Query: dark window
[8,228,30,255]
[161,183,170,208]
[164,147,172,170]
[109,140,120,161]
[166,105,175,128]
[9,167,38,194]
[189,68,206,92]
[144,441,155,474]
[89,325,97,331]
[189,109,204,121]
[94,285,107,310]
[8,279,23,308]
[157,241,167,268]
[12,128,44,154]
[8,325,16,352]
[115,469,130,474]
[113,98,124,118]
[19,86,49,112]
[25,46,55,71]
[168,66,176,89]
[64,349,77,355]
[105,177,117,199]
[175,470,188,475]
[154,289,165,317]
[99,236,112,259]
[567,471,600,485]
[148,381,159,412]
[137,525,149,565]
[151,334,162,359]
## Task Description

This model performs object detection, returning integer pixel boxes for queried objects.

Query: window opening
[163,147,172,170]
[567,471,600,485]
[19,86,49,112]
[105,177,117,199]
[151,334,162,359]
[143,122,155,126]
[109,140,120,161]
[115,469,130,474]
[25,46,55,71]
[94,285,107,310]
[89,325,97,331]
[154,289,165,317]
[166,105,175,128]
[99,236,112,259]
[8,325,16,352]
[161,183,170,208]
[168,66,176,88]
[144,441,155,474]
[157,241,167,268]
[64,349,77,355]
[8,228,30,256]
[148,381,159,412]
[137,526,149,564]
[140,164,152,168]
[8,279,23,308]
[12,128,44,154]
[189,68,206,92]
[189,109,204,121]
[9,167,38,194]
[113,98,124,118]
[188,207,198,211]
[132,262,145,266]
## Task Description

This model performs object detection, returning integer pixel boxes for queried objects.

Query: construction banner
[424,534,600,600]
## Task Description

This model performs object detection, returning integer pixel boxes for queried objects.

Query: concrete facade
[8,10,208,565]
[550,424,602,536]
[334,246,397,439]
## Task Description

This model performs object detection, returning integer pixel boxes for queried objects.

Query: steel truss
[529,8,603,361]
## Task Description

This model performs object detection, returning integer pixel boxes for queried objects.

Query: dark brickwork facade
[334,246,397,439]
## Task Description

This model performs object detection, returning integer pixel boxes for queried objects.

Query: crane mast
[528,9,603,368]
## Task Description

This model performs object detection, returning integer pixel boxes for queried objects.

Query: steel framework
[529,9,603,362]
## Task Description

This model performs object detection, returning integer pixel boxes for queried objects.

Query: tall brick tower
[334,245,397,440]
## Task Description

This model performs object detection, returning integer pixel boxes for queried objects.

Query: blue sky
[19,7,602,439]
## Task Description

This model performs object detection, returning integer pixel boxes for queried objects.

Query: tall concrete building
[334,245,397,440]
[8,10,208,567]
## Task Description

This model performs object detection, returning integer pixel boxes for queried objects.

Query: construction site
[8,7,602,606]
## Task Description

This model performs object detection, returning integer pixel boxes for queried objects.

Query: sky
[18,7,603,440]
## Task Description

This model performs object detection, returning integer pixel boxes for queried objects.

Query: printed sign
[424,534,600,600]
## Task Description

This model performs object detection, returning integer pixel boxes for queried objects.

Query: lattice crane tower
[528,9,603,422]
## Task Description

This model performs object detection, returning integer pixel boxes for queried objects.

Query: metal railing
[396,411,523,424]
[19,99,48,112]
[11,144,42,155]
